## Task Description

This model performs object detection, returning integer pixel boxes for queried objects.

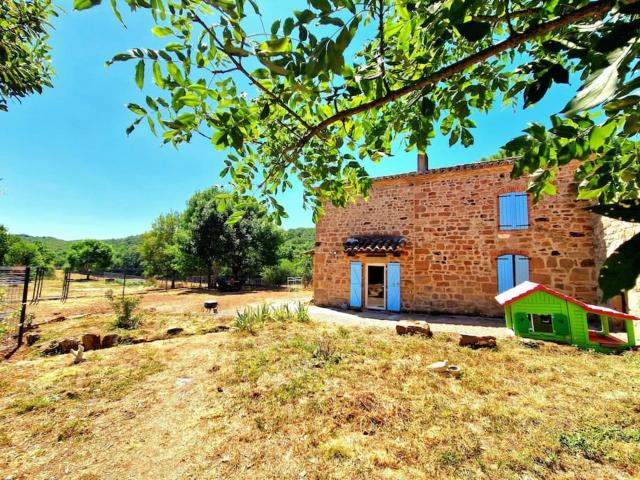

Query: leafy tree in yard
[181,187,282,285]
[0,225,8,264]
[4,239,43,266]
[77,0,640,298]
[0,0,57,111]
[66,239,114,278]
[181,187,229,287]
[139,212,182,287]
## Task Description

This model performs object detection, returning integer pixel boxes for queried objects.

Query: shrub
[234,306,262,334]
[312,334,341,365]
[261,258,311,286]
[110,295,142,329]
[271,304,291,322]
[295,301,310,323]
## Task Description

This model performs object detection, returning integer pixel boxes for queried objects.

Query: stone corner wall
[592,215,640,316]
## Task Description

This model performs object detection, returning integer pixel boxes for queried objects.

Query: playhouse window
[499,192,529,230]
[529,314,554,333]
[497,254,530,293]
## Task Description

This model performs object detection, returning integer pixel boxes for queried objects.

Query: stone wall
[593,215,640,316]
[313,160,600,317]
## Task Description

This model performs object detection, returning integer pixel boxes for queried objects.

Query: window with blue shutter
[497,254,530,293]
[498,192,529,230]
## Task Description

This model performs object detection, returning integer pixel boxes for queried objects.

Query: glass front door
[366,264,386,310]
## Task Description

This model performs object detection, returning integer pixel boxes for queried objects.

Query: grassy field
[1,300,639,479]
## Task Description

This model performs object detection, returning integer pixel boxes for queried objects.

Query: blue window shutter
[499,193,529,230]
[497,255,514,293]
[499,194,513,229]
[387,263,401,312]
[514,194,529,230]
[515,255,530,285]
[350,262,362,308]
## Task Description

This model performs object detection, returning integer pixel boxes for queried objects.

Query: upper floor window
[497,254,530,293]
[499,192,529,230]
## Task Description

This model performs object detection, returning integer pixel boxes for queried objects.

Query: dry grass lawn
[1,315,640,479]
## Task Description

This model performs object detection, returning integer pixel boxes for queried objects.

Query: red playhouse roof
[495,281,640,321]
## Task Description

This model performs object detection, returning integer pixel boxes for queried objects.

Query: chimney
[417,151,428,172]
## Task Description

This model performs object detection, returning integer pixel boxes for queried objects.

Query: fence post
[16,266,30,348]
[122,270,127,298]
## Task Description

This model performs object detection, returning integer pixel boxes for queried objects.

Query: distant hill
[17,234,143,255]
[17,229,314,269]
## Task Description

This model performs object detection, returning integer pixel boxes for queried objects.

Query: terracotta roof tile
[374,158,518,182]
[343,235,407,253]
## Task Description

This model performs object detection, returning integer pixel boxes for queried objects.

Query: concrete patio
[309,305,513,338]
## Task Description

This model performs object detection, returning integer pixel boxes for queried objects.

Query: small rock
[396,320,432,337]
[81,333,101,351]
[59,338,80,354]
[166,327,184,336]
[26,333,40,346]
[50,315,66,323]
[210,325,230,333]
[41,341,61,356]
[444,365,462,379]
[521,338,543,349]
[175,377,193,388]
[427,360,449,372]
[459,334,497,349]
[101,333,121,349]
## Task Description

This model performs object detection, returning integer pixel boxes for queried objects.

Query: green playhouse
[495,281,640,352]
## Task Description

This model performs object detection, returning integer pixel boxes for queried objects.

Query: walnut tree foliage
[0,0,57,111]
[75,0,640,299]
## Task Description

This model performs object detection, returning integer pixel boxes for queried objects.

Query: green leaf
[73,0,101,10]
[179,93,201,107]
[152,61,164,87]
[524,74,552,108]
[599,232,640,300]
[588,200,640,223]
[109,0,124,25]
[176,112,196,126]
[258,58,288,76]
[259,38,292,55]
[588,121,616,150]
[294,9,316,24]
[563,48,628,116]
[127,103,147,115]
[283,18,295,36]
[151,26,173,37]
[135,60,145,89]
[226,209,245,225]
[222,43,252,57]
[454,21,491,42]
[310,0,331,13]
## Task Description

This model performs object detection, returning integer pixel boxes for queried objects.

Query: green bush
[234,302,311,333]
[110,295,142,329]
[295,301,310,323]
[261,258,311,286]
[234,306,262,334]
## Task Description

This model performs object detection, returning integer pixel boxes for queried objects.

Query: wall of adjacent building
[313,161,600,317]
[592,215,640,316]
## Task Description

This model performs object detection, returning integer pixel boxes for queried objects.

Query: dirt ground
[1,319,639,479]
[2,276,310,360]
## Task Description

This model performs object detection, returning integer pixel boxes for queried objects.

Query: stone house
[312,157,640,317]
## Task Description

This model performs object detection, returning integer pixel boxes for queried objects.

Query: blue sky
[0,1,577,240]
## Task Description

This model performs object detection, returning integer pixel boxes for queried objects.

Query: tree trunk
[207,266,213,289]
[171,277,175,289]
[86,272,90,280]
